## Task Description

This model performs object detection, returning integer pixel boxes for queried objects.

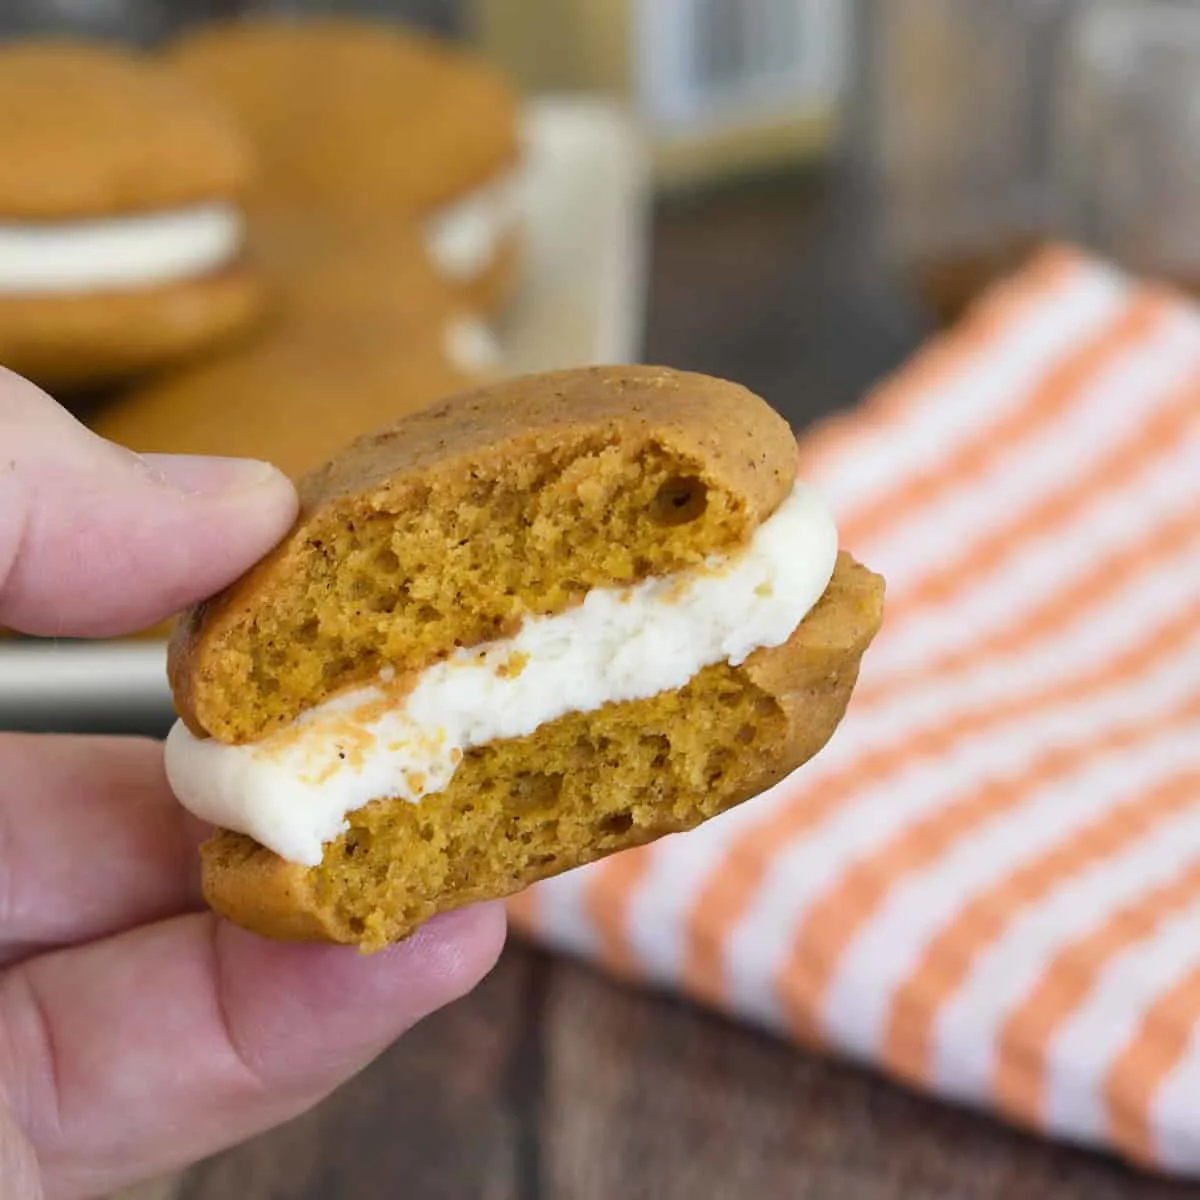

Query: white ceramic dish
[0,98,650,730]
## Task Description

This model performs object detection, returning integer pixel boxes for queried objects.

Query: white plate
[0,98,650,729]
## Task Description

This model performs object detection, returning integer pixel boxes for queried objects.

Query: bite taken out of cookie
[162,366,885,951]
[0,40,264,393]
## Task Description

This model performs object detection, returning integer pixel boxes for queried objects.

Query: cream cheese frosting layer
[0,202,243,295]
[164,482,838,866]
[423,170,522,283]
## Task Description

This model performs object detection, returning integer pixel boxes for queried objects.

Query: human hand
[0,370,506,1199]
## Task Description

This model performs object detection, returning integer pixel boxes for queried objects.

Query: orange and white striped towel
[508,246,1200,1174]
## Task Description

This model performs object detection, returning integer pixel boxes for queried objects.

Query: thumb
[0,368,298,638]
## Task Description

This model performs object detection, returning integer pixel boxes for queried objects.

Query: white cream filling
[164,482,838,866]
[423,170,523,283]
[0,203,243,296]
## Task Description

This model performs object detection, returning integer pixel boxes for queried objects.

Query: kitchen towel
[508,245,1200,1175]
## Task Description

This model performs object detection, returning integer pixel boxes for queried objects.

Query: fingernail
[139,453,285,495]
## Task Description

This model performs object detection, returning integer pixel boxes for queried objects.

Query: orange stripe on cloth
[774,693,1200,1047]
[681,593,1200,1013]
[993,865,1200,1131]
[834,290,1167,554]
[876,349,1194,629]
[853,506,1200,711]
[504,886,541,936]
[1106,963,1200,1167]
[582,846,655,980]
[881,769,1200,1089]
[796,247,1079,478]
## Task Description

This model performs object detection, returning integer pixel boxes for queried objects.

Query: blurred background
[4,1,1192,321]
[3,2,1199,1198]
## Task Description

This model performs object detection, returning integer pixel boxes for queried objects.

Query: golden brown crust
[0,41,252,218]
[297,364,795,514]
[166,366,799,741]
[167,17,520,218]
[0,263,264,391]
[199,552,884,947]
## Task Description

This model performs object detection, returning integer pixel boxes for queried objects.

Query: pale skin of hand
[0,371,507,1199]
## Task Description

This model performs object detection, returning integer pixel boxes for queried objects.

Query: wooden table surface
[124,178,1195,1200]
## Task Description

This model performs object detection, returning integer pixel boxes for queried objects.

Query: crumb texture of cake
[170,366,798,743]
[201,552,884,950]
